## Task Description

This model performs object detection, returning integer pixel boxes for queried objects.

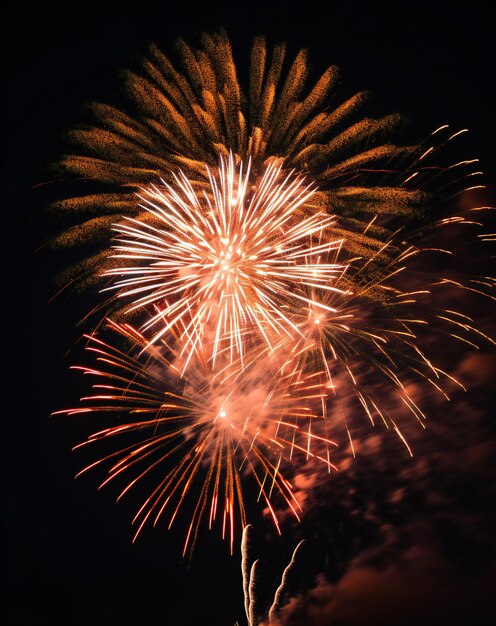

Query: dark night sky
[2,3,495,625]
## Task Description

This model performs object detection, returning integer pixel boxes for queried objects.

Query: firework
[55,320,337,555]
[50,31,424,297]
[103,153,345,366]
[52,32,494,556]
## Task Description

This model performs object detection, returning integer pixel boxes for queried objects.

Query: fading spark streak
[268,540,305,623]
[240,524,306,625]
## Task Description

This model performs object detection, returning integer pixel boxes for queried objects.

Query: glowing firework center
[105,154,345,367]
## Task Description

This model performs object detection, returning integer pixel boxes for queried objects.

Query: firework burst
[104,154,345,366]
[50,31,423,295]
[51,32,494,556]
[55,320,337,555]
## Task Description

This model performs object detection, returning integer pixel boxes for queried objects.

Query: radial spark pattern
[50,31,425,298]
[55,321,337,555]
[104,154,345,365]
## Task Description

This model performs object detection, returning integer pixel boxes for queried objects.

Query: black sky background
[2,3,495,625]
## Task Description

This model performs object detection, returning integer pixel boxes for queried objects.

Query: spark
[268,540,305,623]
[240,524,306,625]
